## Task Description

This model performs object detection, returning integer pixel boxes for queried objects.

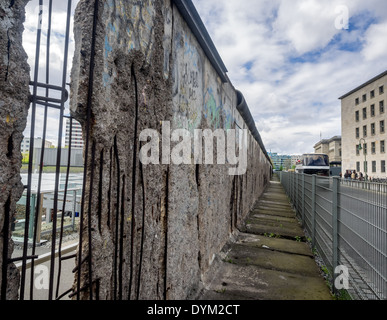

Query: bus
[295,154,330,176]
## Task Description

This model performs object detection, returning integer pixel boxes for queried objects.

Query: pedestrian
[351,170,356,180]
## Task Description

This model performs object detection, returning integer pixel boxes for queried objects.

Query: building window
[372,161,377,173]
[380,85,384,95]
[356,128,360,139]
[381,140,385,153]
[362,94,367,102]
[356,145,360,156]
[363,143,368,155]
[371,123,376,136]
[380,101,385,114]
[371,90,375,98]
[371,142,376,154]
[381,121,385,133]
[356,162,360,172]
[363,107,367,119]
[371,104,375,116]
[382,160,386,173]
[355,111,360,122]
[363,125,367,137]
[355,98,360,105]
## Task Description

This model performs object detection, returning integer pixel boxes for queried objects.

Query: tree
[22,152,29,164]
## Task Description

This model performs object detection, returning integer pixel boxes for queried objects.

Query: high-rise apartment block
[65,118,84,150]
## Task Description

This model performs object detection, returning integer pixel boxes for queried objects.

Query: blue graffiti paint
[105,35,113,59]
[103,73,112,87]
[204,88,234,130]
[108,22,116,33]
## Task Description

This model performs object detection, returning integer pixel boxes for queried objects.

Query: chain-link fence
[280,171,386,300]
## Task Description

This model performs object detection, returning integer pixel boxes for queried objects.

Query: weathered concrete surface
[0,0,30,300]
[71,0,173,300]
[198,178,333,300]
[70,0,271,300]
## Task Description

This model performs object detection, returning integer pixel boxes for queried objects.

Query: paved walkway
[198,176,333,300]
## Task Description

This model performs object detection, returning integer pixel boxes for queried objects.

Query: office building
[269,153,292,170]
[314,136,342,163]
[340,70,387,179]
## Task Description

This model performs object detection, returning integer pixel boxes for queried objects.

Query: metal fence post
[36,193,43,244]
[28,193,37,241]
[72,190,77,230]
[311,175,316,247]
[295,173,298,214]
[285,172,289,195]
[292,172,295,203]
[332,177,339,294]
[301,174,305,228]
[295,174,301,215]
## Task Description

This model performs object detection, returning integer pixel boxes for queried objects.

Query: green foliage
[21,152,29,164]
[264,233,281,239]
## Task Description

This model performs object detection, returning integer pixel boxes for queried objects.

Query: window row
[355,121,386,138]
[355,101,385,121]
[355,86,384,105]
[356,140,385,155]
[356,160,386,174]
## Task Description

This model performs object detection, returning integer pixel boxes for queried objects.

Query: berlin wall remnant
[0,0,30,300]
[70,0,271,300]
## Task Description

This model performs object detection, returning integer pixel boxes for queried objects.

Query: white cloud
[273,0,341,54]
[362,22,387,61]
[193,0,387,155]
[23,0,79,146]
[21,0,387,156]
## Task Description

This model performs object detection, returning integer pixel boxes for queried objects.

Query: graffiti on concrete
[173,31,203,132]
[203,87,233,131]
[102,0,156,90]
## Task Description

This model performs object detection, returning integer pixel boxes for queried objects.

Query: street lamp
[358,138,368,180]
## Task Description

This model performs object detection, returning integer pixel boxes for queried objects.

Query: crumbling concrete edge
[0,0,31,300]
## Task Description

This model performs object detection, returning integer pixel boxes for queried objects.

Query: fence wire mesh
[280,171,386,300]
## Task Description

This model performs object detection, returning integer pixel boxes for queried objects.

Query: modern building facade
[269,153,292,170]
[314,136,342,163]
[340,70,387,179]
[65,118,84,150]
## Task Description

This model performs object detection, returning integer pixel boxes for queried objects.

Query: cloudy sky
[192,0,387,155]
[23,0,78,146]
[22,0,387,155]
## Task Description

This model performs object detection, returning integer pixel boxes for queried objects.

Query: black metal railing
[3,0,84,300]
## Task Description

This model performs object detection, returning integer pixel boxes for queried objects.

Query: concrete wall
[0,0,30,300]
[70,0,271,300]
[33,148,84,167]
